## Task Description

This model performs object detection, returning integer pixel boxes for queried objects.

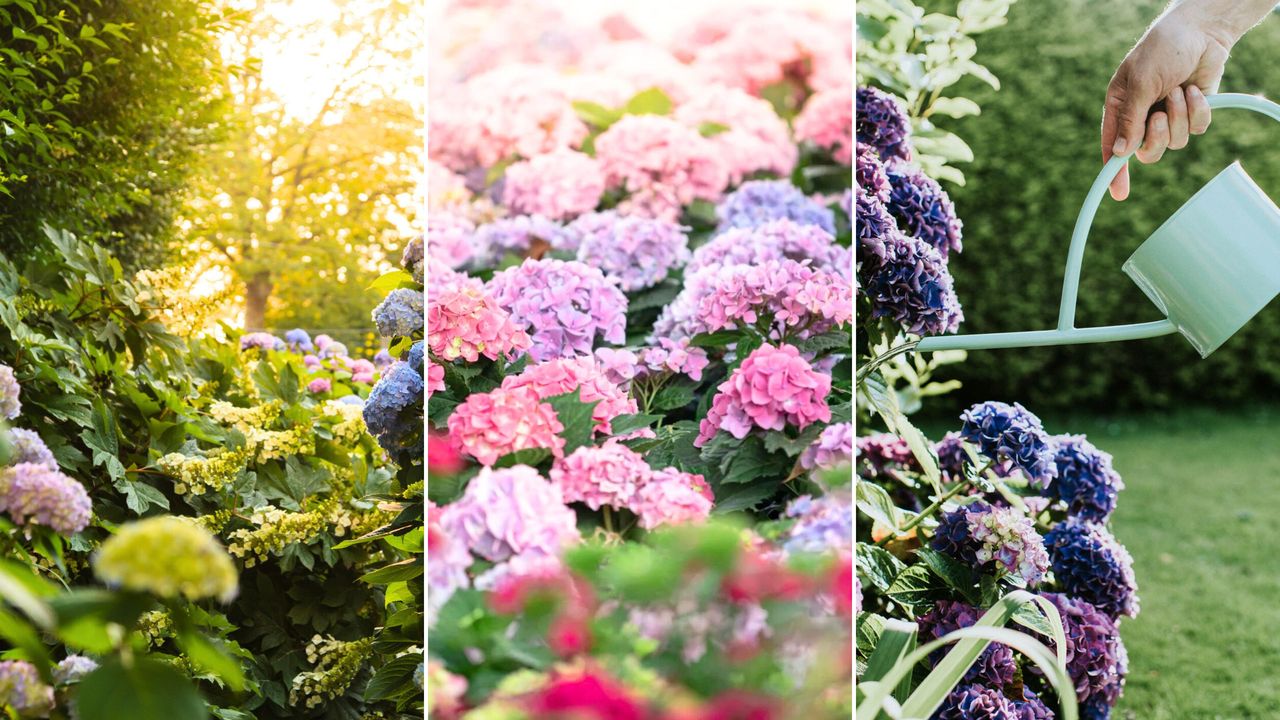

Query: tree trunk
[244,271,273,331]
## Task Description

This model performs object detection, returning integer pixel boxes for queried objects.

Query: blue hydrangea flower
[1013,689,1055,720]
[935,684,1017,720]
[932,501,1049,585]
[1044,518,1139,619]
[886,160,963,258]
[1046,435,1124,522]
[1036,592,1127,716]
[918,601,1017,688]
[861,230,964,336]
[363,361,423,457]
[7,428,55,470]
[934,431,971,482]
[856,86,912,161]
[960,402,1058,487]
[407,340,424,373]
[53,655,98,685]
[284,328,313,353]
[714,180,836,235]
[372,288,424,339]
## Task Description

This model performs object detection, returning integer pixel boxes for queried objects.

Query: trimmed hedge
[940,0,1280,411]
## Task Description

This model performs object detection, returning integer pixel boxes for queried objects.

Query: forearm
[1165,0,1275,44]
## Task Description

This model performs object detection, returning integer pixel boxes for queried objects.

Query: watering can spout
[914,93,1280,358]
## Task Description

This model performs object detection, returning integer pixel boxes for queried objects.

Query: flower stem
[856,340,920,386]
[876,480,968,547]
[603,507,615,535]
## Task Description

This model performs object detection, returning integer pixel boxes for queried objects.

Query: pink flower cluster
[690,9,851,96]
[428,285,532,363]
[0,462,92,535]
[694,259,853,338]
[696,344,832,446]
[502,148,606,221]
[550,442,713,529]
[439,465,580,562]
[427,160,469,209]
[427,212,477,270]
[486,258,627,362]
[639,338,710,381]
[425,357,445,398]
[447,386,565,466]
[795,88,853,164]
[574,215,691,292]
[634,468,714,530]
[427,500,472,622]
[672,85,797,184]
[594,115,729,222]
[687,219,851,278]
[500,356,638,436]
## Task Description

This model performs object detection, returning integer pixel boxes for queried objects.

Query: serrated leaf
[651,384,694,412]
[545,392,600,454]
[856,542,906,593]
[609,413,663,436]
[915,547,979,602]
[711,477,777,513]
[885,564,946,608]
[855,478,901,532]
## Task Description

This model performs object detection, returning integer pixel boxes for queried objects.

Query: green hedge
[940,0,1280,411]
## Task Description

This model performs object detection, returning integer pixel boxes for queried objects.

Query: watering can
[915,93,1280,358]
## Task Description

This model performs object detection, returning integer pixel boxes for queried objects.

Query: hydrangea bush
[427,4,854,717]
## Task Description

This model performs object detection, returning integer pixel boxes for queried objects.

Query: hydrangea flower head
[687,218,850,278]
[594,114,729,221]
[692,9,850,95]
[633,468,713,530]
[1048,435,1125,522]
[94,516,239,602]
[1037,592,1128,713]
[0,364,19,420]
[427,212,477,270]
[673,85,797,184]
[918,600,1017,688]
[550,441,652,511]
[856,433,921,480]
[575,215,690,291]
[934,431,972,482]
[795,87,853,164]
[439,465,580,562]
[1045,518,1139,619]
[0,462,91,535]
[856,142,891,202]
[696,343,832,446]
[363,361,424,455]
[471,215,572,269]
[960,402,1058,487]
[428,500,472,624]
[427,285,531,363]
[402,235,425,283]
[0,660,53,716]
[1015,691,1055,720]
[931,501,1049,585]
[593,347,640,385]
[7,428,56,470]
[486,258,627,362]
[861,228,964,336]
[934,684,1016,720]
[373,349,394,369]
[856,86,912,161]
[638,338,709,381]
[307,378,331,394]
[54,655,97,685]
[694,259,852,338]
[782,492,852,554]
[284,328,314,353]
[886,160,963,257]
[800,422,853,471]
[715,180,836,235]
[372,288,425,339]
[240,332,284,352]
[855,188,897,267]
[502,148,606,221]
[447,386,565,466]
[425,357,445,399]
[500,356,639,435]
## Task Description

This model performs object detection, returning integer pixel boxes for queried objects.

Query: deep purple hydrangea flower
[932,501,1049,585]
[960,402,1058,487]
[1036,593,1127,715]
[1047,435,1124,522]
[856,142,891,202]
[862,231,964,336]
[284,329,313,353]
[855,433,918,480]
[886,160,963,258]
[575,215,690,291]
[934,431,971,482]
[856,86,912,161]
[363,361,424,457]
[8,428,55,470]
[471,215,571,268]
[1044,518,1139,619]
[935,684,1017,720]
[486,258,628,362]
[1013,689,1055,720]
[918,600,1017,688]
[715,180,836,235]
[372,288,425,339]
[855,188,898,267]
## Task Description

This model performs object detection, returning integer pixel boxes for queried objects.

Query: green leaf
[545,392,600,454]
[176,630,245,691]
[572,100,623,128]
[360,558,424,584]
[77,658,207,720]
[697,121,730,137]
[367,269,416,294]
[628,282,681,312]
[119,480,170,514]
[915,547,979,602]
[623,87,673,116]
[364,651,422,701]
[861,619,917,703]
[855,542,906,593]
[651,385,694,412]
[928,97,981,118]
[761,423,824,456]
[608,413,663,436]
[795,328,851,357]
[711,477,777,514]
[687,330,745,348]
[885,564,946,608]
[855,479,901,532]
[494,447,552,469]
[82,398,124,480]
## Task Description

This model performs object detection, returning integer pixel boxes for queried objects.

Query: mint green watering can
[916,93,1280,358]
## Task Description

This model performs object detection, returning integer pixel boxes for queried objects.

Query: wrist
[1170,0,1274,45]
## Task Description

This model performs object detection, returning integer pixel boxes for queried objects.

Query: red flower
[831,556,854,617]
[525,670,646,720]
[721,551,811,604]
[698,691,780,720]
[547,612,592,657]
[427,432,465,474]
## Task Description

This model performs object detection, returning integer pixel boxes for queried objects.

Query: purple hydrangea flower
[438,464,579,562]
[1047,435,1124,522]
[363,361,424,458]
[1036,592,1128,714]
[402,235,425,283]
[0,660,53,715]
[861,231,964,336]
[8,428,55,470]
[1014,690,1055,720]
[575,215,691,291]
[800,422,853,471]
[935,684,1017,720]
[372,288,425,339]
[934,431,971,482]
[855,188,898,268]
[486,258,627,362]
[471,215,571,268]
[0,364,19,420]
[855,433,918,480]
[284,328,313,353]
[886,160,963,258]
[686,218,851,278]
[856,142,891,202]
[562,210,620,255]
[1045,518,1139,619]
[856,86,912,161]
[373,349,394,369]
[782,491,852,555]
[239,332,283,352]
[960,402,1058,487]
[932,501,1049,585]
[918,600,1017,688]
[427,212,477,270]
[593,347,640,385]
[0,462,92,535]
[714,180,836,235]
[53,655,97,685]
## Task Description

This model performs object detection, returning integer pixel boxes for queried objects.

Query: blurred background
[918,1,1280,715]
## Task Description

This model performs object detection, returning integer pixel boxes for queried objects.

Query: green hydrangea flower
[93,516,238,602]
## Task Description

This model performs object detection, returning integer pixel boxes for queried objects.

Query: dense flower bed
[426,4,853,718]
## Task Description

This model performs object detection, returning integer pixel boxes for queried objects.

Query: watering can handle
[915,93,1280,353]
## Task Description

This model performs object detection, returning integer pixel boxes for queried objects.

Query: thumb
[1105,78,1161,158]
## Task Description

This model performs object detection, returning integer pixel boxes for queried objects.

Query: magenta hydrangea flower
[714,180,836,235]
[239,332,283,352]
[1035,592,1128,716]
[696,343,832,446]
[694,259,853,338]
[550,441,652,511]
[471,215,573,268]
[427,212,477,270]
[306,378,331,394]
[0,462,92,535]
[0,364,19,420]
[633,468,713,530]
[856,86,912,161]
[594,114,729,221]
[799,422,853,470]
[861,230,964,337]
[7,429,55,470]
[486,258,628,362]
[502,148,606,221]
[931,501,1050,585]
[795,87,853,164]
[425,357,445,399]
[439,465,581,562]
[427,261,484,301]
[672,85,797,184]
[686,218,850,278]
[886,160,963,258]
[428,285,532,363]
[856,433,920,480]
[639,338,709,382]
[447,386,566,466]
[500,356,639,436]
[856,142,891,202]
[575,215,690,291]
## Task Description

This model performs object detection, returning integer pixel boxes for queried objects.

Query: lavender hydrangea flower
[439,465,579,562]
[886,160,963,257]
[1047,435,1124,522]
[1044,518,1139,619]
[0,660,53,715]
[373,349,394,369]
[402,235,425,283]
[0,364,19,420]
[918,601,1016,688]
[486,258,627,362]
[239,332,284,352]
[0,462,92,535]
[686,218,850,278]
[960,402,1058,487]
[782,492,852,555]
[861,230,964,336]
[856,86,912,161]
[7,428,55,470]
[1036,592,1128,715]
[934,684,1017,720]
[714,180,836,234]
[562,210,620,255]
[471,215,571,268]
[372,288,425,339]
[363,361,424,457]
[932,501,1049,585]
[799,422,853,471]
[856,142,891,202]
[575,215,691,291]
[53,655,98,685]
[284,328,314,353]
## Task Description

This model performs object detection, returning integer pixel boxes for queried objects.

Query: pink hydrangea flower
[795,87,853,164]
[691,10,850,96]
[800,422,854,471]
[428,160,470,209]
[549,441,652,511]
[349,359,376,384]
[639,338,709,381]
[307,378,331,394]
[696,344,832,446]
[593,347,641,385]
[633,468,714,530]
[694,259,853,338]
[674,85,797,184]
[486,258,627,362]
[427,285,532,363]
[426,357,446,399]
[0,463,92,535]
[501,356,638,435]
[448,386,566,466]
[687,219,851,278]
[502,149,606,221]
[427,212,477,270]
[427,261,484,300]
[594,115,729,221]
[428,500,472,623]
[439,465,580,562]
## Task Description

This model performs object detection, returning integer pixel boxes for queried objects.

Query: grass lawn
[1049,406,1280,719]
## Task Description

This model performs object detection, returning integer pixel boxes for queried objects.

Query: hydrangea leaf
[885,564,947,609]
[364,651,422,702]
[856,542,906,593]
[855,478,901,534]
[77,657,206,720]
[623,87,673,116]
[544,392,600,455]
[651,384,695,412]
[915,547,979,603]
